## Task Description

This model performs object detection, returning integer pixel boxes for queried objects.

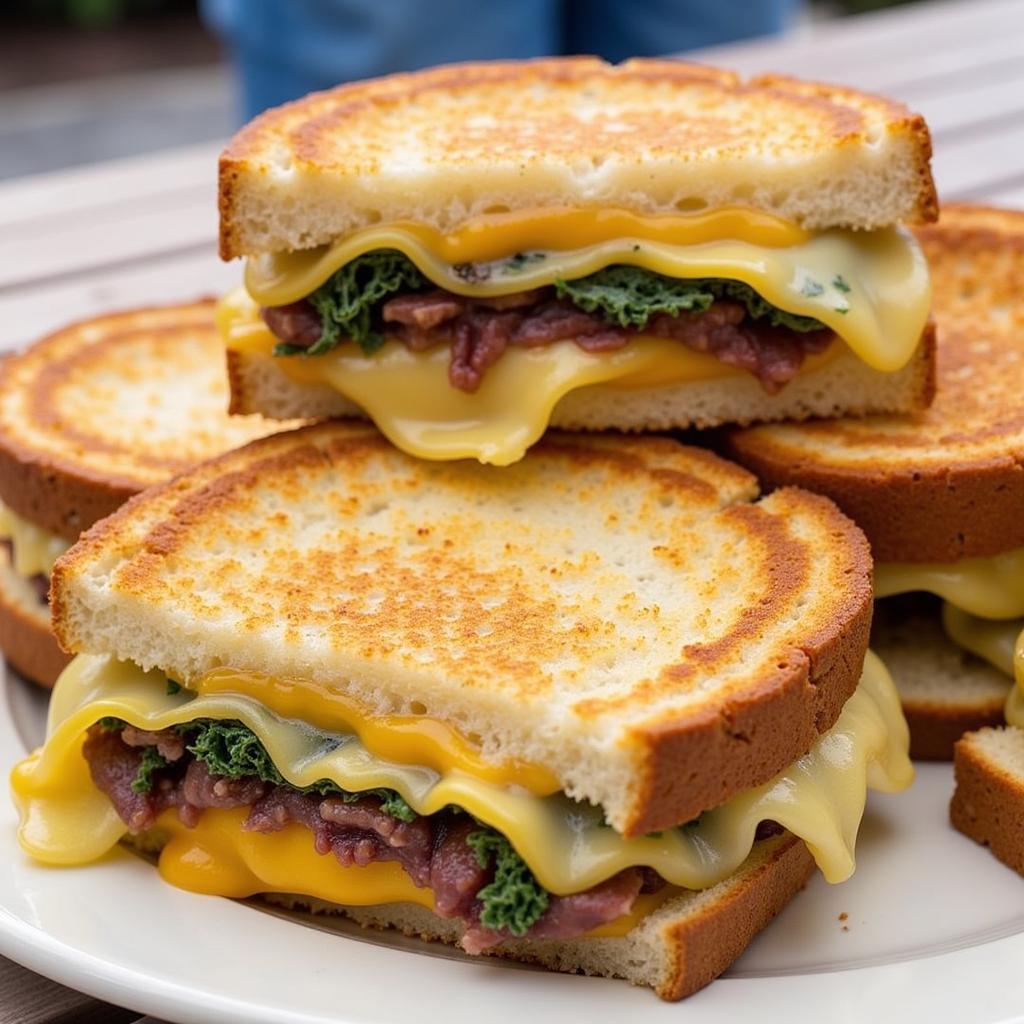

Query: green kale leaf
[555,266,826,333]
[294,249,427,357]
[467,830,550,936]
[131,745,170,794]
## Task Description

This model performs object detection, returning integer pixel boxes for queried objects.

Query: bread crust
[0,551,69,688]
[51,423,874,834]
[951,727,1024,876]
[724,207,1024,563]
[268,832,814,999]
[219,57,936,259]
[0,301,294,541]
[624,488,873,834]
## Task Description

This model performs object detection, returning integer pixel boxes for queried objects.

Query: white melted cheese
[0,500,70,578]
[13,651,911,894]
[876,545,1024,620]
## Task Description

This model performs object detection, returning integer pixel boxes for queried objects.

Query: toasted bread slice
[226,322,936,433]
[0,301,299,542]
[872,597,1009,760]
[52,424,872,836]
[724,206,1024,563]
[0,546,69,687]
[951,727,1024,876]
[219,57,936,259]
[266,831,813,1001]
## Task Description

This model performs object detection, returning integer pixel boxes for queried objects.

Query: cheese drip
[876,546,1024,620]
[12,652,910,895]
[0,500,70,578]
[243,209,930,375]
[941,604,1022,679]
[219,289,843,465]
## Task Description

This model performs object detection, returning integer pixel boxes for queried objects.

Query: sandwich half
[724,206,1024,759]
[14,425,912,998]
[0,301,297,687]
[219,57,938,466]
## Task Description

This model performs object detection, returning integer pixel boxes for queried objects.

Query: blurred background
[1,0,924,181]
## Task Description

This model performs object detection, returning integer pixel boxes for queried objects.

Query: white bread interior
[219,58,936,259]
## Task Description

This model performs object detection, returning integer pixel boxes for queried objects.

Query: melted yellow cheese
[13,652,911,897]
[941,604,1022,678]
[151,805,673,938]
[0,500,69,578]
[875,545,1024,621]
[196,668,560,795]
[243,211,930,376]
[218,288,842,465]
[1002,620,1024,727]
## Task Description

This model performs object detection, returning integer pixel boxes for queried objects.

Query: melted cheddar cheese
[0,501,69,578]
[13,651,911,902]
[225,207,931,465]
[220,289,844,465]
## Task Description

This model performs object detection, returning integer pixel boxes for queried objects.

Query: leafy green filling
[275,250,427,357]
[554,266,826,332]
[107,716,557,937]
[110,717,415,822]
[277,251,830,358]
[466,830,550,936]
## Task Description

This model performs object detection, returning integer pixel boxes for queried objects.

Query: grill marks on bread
[52,424,872,834]
[0,301,296,542]
[219,57,935,259]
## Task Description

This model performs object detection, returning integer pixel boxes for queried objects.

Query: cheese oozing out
[876,546,1024,699]
[0,500,70,579]
[13,650,911,926]
[222,206,931,465]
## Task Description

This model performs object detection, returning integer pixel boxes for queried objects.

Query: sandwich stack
[9,57,958,1000]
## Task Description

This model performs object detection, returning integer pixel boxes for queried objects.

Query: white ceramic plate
[2,660,1024,1024]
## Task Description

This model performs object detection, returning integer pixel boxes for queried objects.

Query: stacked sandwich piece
[10,56,992,999]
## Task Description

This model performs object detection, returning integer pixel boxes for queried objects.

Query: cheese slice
[13,651,911,897]
[244,210,930,375]
[219,288,843,465]
[875,545,1024,621]
[0,500,70,578]
[149,806,674,938]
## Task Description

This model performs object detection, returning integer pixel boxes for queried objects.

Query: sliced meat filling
[82,724,660,951]
[263,287,834,394]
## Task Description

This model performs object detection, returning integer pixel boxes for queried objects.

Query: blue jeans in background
[201,0,800,121]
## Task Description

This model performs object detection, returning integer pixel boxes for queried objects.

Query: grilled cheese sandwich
[13,423,911,998]
[220,57,937,464]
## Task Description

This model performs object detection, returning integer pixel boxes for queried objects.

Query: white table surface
[1,0,1022,1020]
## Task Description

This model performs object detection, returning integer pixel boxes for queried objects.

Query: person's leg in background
[201,0,560,120]
[563,0,802,61]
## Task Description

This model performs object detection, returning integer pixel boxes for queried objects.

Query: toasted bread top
[724,206,1024,563]
[219,57,936,259]
[0,301,299,541]
[52,423,872,833]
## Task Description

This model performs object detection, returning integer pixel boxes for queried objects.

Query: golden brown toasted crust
[273,832,814,999]
[0,550,69,688]
[951,727,1024,876]
[0,302,297,541]
[655,832,814,999]
[624,488,873,834]
[724,207,1024,562]
[905,704,1006,763]
[219,57,936,258]
[52,423,873,834]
